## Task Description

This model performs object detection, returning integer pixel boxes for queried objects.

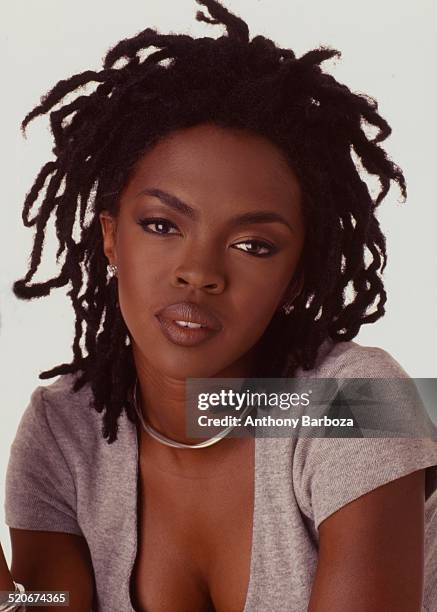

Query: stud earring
[107,263,118,278]
[282,301,295,315]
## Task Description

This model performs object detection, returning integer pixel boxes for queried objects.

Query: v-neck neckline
[126,418,258,612]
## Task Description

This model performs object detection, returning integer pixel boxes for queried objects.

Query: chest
[130,440,255,612]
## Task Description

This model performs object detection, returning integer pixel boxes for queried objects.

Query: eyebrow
[137,187,294,232]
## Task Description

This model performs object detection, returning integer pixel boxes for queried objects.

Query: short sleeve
[294,437,437,530]
[4,386,82,536]
[293,343,437,530]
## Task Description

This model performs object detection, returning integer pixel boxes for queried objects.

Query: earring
[107,263,118,278]
[282,301,294,315]
[279,274,304,316]
[282,290,303,315]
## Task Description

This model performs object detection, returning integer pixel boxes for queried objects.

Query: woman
[1,0,436,610]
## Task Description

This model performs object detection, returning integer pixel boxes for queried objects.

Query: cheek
[234,257,295,314]
[116,265,161,333]
[115,228,163,295]
[220,269,290,348]
[112,233,158,334]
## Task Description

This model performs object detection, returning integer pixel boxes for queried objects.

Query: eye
[232,240,277,258]
[137,217,180,235]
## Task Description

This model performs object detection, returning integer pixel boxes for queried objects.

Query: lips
[154,302,223,348]
[155,302,222,331]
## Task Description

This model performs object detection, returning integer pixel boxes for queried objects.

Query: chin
[151,355,227,380]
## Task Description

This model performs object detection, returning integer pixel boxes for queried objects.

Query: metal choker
[133,378,252,449]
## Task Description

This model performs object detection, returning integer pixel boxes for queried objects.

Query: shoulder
[300,338,410,379]
[15,373,102,451]
[292,340,437,530]
[5,373,97,534]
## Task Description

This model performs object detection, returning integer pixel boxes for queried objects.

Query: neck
[132,343,256,465]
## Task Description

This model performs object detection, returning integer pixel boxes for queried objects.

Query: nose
[171,254,226,294]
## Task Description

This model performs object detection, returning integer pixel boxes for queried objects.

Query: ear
[99,211,118,265]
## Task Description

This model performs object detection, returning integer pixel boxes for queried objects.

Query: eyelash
[137,217,277,258]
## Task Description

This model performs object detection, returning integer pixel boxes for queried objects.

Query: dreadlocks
[13,0,406,443]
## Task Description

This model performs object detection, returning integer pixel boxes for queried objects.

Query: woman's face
[100,122,305,379]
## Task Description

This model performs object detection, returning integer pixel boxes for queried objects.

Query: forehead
[125,123,302,208]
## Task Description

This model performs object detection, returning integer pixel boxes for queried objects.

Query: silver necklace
[133,378,252,449]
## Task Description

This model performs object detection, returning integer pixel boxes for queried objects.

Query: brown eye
[232,240,276,258]
[137,217,180,235]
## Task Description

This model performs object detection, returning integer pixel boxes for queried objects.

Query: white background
[1,0,436,563]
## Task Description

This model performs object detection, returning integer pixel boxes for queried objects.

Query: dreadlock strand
[13,268,69,300]
[22,70,113,132]
[196,0,250,43]
[20,171,66,284]
[103,27,158,69]
[22,161,58,227]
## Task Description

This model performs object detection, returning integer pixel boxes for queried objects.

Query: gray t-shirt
[4,340,437,611]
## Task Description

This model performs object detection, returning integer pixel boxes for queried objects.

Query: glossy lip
[154,301,223,348]
[155,302,223,330]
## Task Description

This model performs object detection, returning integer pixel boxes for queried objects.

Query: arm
[0,541,15,591]
[9,529,95,612]
[308,469,425,612]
